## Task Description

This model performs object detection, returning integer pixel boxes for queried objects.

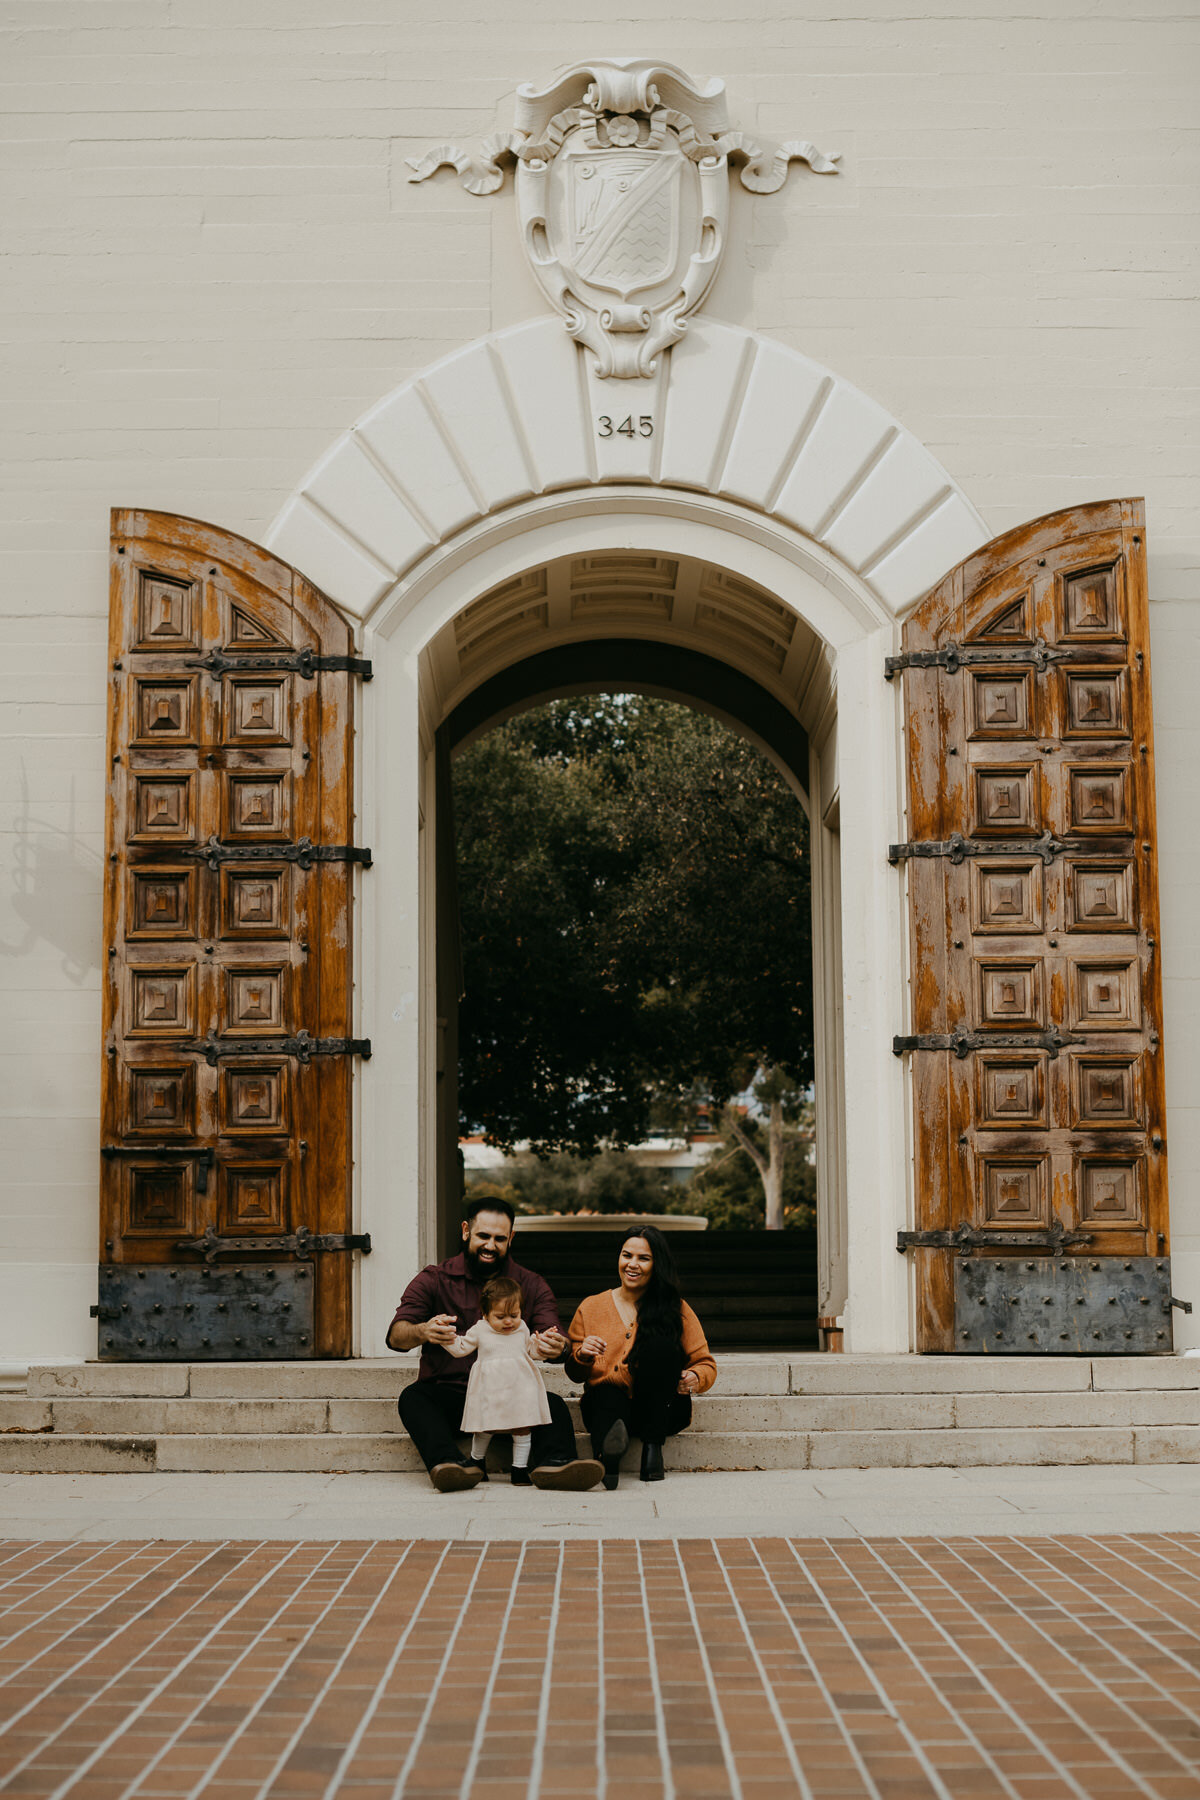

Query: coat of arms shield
[522,119,708,377]
[565,144,683,299]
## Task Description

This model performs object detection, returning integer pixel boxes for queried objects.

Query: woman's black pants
[580,1379,692,1454]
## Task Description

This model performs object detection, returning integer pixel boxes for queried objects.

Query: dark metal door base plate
[955,1256,1173,1353]
[93,1265,315,1360]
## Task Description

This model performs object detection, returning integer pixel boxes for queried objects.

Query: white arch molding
[265,319,989,1357]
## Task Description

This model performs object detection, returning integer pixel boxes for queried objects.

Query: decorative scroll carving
[407,59,838,377]
[405,132,531,197]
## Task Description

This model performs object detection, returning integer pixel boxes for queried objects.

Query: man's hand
[533,1326,568,1360]
[422,1313,459,1346]
[677,1369,700,1395]
[574,1335,607,1364]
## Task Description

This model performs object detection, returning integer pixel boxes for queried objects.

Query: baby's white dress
[446,1320,552,1434]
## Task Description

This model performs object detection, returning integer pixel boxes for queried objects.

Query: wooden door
[894,499,1172,1352]
[99,510,371,1358]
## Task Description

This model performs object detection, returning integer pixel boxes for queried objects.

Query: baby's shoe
[510,1466,533,1486]
[468,1456,489,1482]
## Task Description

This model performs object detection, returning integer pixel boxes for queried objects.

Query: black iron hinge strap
[102,1143,216,1193]
[885,640,1113,680]
[893,1027,1078,1060]
[171,836,373,872]
[172,1031,372,1066]
[897,1221,1092,1255]
[182,649,373,680]
[175,1225,373,1264]
[889,830,1130,867]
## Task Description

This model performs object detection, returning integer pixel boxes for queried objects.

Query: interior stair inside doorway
[2,1355,1198,1473]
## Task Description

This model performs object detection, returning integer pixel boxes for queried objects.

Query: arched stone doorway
[357,503,912,1357]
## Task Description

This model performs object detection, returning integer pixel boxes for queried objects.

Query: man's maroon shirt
[389,1251,563,1387]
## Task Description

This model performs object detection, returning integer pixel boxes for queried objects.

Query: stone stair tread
[0,1424,1196,1474]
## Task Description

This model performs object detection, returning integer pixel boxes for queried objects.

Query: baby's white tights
[470,1431,531,1468]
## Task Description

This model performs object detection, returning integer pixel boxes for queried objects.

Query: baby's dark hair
[480,1275,522,1317]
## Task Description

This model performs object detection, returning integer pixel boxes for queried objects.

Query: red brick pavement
[0,1537,1197,1798]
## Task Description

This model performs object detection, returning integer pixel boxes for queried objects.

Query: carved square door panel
[220,867,291,939]
[972,861,1043,934]
[973,765,1040,835]
[223,773,291,841]
[1069,958,1141,1031]
[976,1054,1048,1130]
[1071,1053,1143,1130]
[223,675,293,747]
[133,571,199,652]
[124,1162,193,1237]
[1065,859,1136,933]
[128,868,197,940]
[225,965,288,1035]
[130,773,196,842]
[969,670,1036,740]
[896,500,1168,1352]
[127,1065,195,1136]
[1068,764,1131,834]
[978,1155,1049,1229]
[127,966,196,1038]
[975,959,1044,1029]
[223,1063,289,1135]
[1064,669,1131,739]
[133,677,199,747]
[103,509,363,1361]
[221,1162,289,1235]
[1078,1156,1145,1229]
[1060,561,1125,642]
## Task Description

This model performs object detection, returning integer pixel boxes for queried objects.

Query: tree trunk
[763,1097,784,1230]
[725,1094,787,1230]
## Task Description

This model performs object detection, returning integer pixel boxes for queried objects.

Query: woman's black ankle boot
[600,1419,629,1490]
[639,1441,665,1482]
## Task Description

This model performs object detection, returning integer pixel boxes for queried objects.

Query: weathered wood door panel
[100,510,370,1358]
[895,499,1170,1352]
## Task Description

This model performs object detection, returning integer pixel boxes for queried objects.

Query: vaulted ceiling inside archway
[423,551,835,736]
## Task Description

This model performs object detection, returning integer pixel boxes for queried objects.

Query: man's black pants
[579,1380,692,1454]
[398,1379,578,1472]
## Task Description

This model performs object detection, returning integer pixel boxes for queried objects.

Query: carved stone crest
[408,59,838,378]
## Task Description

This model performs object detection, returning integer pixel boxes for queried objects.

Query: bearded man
[387,1196,604,1492]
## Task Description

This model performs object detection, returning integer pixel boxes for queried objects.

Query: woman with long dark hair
[565,1225,716,1487]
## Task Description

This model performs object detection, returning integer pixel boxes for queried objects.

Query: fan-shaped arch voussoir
[264,318,987,623]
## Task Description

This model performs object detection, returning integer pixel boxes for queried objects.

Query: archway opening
[418,549,849,1349]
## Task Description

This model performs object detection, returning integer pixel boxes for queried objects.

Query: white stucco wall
[2,1,1198,1361]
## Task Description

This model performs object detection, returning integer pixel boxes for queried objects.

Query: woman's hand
[677,1369,700,1395]
[574,1335,607,1364]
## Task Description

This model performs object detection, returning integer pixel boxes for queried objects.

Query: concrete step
[25,1357,794,1400]
[7,1388,1200,1439]
[26,1353,1200,1401]
[0,1425,1197,1474]
[7,1354,1197,1473]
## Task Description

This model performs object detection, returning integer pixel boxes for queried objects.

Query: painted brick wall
[2,0,1197,1359]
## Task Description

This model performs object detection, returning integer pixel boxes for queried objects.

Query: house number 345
[598,416,654,438]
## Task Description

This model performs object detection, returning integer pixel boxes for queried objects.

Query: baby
[444,1275,553,1485]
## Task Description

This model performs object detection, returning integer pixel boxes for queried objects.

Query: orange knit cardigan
[565,1289,717,1393]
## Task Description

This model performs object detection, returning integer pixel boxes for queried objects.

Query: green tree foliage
[471,1147,676,1217]
[453,695,813,1161]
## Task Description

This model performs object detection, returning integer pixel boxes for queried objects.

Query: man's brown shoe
[430,1460,484,1493]
[530,1458,604,1492]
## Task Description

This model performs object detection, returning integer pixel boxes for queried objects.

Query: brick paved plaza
[0,1534,1198,1798]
